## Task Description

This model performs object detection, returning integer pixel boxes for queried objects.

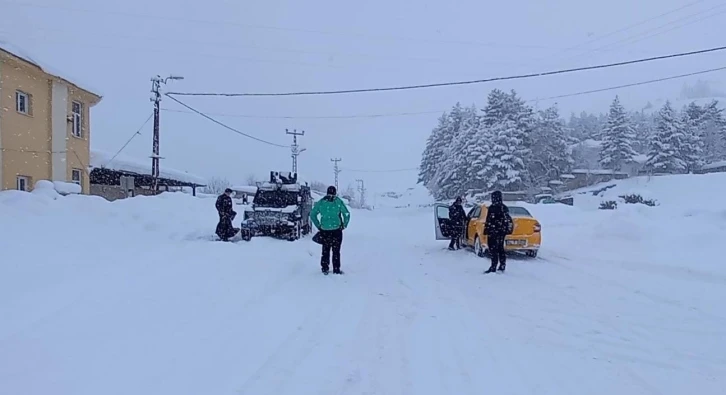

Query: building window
[72,101,83,137]
[16,91,30,115]
[17,176,30,191]
[72,169,82,186]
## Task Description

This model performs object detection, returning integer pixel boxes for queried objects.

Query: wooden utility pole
[356,179,366,208]
[150,75,183,192]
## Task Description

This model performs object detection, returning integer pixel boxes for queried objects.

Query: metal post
[286,129,305,173]
[331,158,341,190]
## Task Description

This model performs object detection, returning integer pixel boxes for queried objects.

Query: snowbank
[1,179,725,395]
[568,173,726,213]
[374,184,433,209]
[90,150,206,186]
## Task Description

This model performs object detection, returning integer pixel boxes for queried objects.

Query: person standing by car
[484,190,513,273]
[448,196,466,250]
[215,188,239,241]
[310,186,351,275]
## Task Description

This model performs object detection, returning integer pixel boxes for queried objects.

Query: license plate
[506,239,526,246]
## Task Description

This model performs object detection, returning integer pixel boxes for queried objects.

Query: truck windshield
[255,191,297,208]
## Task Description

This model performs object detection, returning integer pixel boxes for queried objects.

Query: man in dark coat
[215,188,239,241]
[448,196,466,250]
[484,190,513,273]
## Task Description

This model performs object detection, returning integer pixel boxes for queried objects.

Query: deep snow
[1,175,725,395]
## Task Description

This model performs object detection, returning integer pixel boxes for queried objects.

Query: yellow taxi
[435,202,541,258]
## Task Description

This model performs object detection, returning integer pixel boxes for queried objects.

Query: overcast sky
[2,0,726,192]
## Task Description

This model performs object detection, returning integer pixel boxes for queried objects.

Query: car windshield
[254,191,297,208]
[509,206,532,217]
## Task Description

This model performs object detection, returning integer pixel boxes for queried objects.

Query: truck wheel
[289,222,301,241]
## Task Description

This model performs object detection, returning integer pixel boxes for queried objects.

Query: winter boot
[498,263,506,272]
[484,265,497,274]
[322,267,329,275]
[333,268,344,275]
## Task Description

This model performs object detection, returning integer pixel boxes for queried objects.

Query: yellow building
[0,42,102,194]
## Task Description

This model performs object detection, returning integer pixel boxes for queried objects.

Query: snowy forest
[418,88,726,200]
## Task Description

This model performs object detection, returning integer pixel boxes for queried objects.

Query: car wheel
[526,250,538,258]
[474,236,486,257]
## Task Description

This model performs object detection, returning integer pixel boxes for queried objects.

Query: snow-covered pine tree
[700,100,726,163]
[430,103,466,199]
[478,89,536,190]
[529,105,573,188]
[599,96,637,171]
[417,112,449,189]
[567,111,602,141]
[680,110,705,173]
[630,110,653,154]
[644,101,687,174]
[435,105,478,199]
[481,89,509,127]
[487,119,531,191]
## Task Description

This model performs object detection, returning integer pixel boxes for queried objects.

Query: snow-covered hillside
[1,174,725,395]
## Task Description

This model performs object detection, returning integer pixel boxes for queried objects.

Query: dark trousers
[320,229,343,271]
[487,234,506,269]
[449,226,463,249]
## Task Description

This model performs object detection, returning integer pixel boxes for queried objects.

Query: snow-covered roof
[560,174,576,179]
[549,180,564,185]
[90,150,206,186]
[702,160,726,170]
[0,40,102,98]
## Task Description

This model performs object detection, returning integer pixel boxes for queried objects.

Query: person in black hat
[484,190,513,273]
[448,196,466,250]
[215,188,239,241]
[310,185,351,274]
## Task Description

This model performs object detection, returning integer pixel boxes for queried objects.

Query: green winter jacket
[310,195,350,231]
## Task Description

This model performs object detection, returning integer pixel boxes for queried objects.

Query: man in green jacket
[310,186,351,275]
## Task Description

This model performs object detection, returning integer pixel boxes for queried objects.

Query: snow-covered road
[1,191,724,395]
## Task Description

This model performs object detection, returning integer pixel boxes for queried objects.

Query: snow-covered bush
[599,200,618,210]
[619,194,657,207]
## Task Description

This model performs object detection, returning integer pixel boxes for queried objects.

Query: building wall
[0,51,99,193]
[0,56,52,191]
[51,81,68,183]
[66,87,94,194]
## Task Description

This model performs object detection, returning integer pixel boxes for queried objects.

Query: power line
[166,44,726,97]
[163,94,288,148]
[598,9,726,51]
[104,113,153,167]
[159,65,726,122]
[560,0,706,51]
[342,167,419,173]
[570,4,726,60]
[527,65,726,102]
[160,107,443,119]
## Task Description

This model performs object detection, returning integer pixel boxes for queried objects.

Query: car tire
[526,250,538,258]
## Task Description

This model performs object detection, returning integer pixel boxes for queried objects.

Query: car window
[509,206,532,217]
[472,206,481,218]
[467,207,476,218]
[437,206,449,219]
